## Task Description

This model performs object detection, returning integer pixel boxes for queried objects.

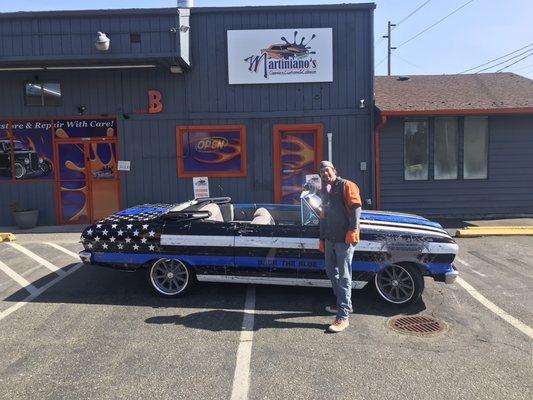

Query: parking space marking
[44,242,81,260]
[0,262,84,322]
[456,258,533,339]
[7,242,66,276]
[457,257,488,277]
[0,260,38,295]
[230,285,256,400]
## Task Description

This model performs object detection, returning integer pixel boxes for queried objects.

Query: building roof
[0,3,375,19]
[375,73,533,115]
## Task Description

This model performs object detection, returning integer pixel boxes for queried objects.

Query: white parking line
[230,285,256,400]
[7,242,66,276]
[456,257,488,277]
[0,263,84,322]
[455,258,533,339]
[44,242,80,260]
[0,260,38,295]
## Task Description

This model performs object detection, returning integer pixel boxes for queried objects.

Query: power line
[396,0,476,49]
[496,52,533,73]
[375,0,433,48]
[458,43,533,73]
[476,48,533,73]
[376,55,388,67]
[395,0,433,27]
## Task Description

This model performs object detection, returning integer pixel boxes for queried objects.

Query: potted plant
[10,203,39,229]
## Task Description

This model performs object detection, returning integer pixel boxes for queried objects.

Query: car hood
[97,203,175,224]
[361,210,444,230]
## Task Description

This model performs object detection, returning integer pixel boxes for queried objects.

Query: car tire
[14,162,26,179]
[147,258,196,297]
[374,263,424,306]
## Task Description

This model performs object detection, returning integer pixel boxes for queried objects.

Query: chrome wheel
[14,163,25,179]
[375,264,417,304]
[149,258,189,296]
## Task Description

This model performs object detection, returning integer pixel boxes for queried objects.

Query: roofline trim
[379,107,533,116]
[0,3,376,19]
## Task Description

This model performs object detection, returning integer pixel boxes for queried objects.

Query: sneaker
[325,305,353,314]
[327,318,350,333]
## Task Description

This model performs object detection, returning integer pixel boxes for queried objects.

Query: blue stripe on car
[91,252,454,275]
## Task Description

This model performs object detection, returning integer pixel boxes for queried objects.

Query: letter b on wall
[148,90,163,114]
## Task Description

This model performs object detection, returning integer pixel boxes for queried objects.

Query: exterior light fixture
[359,99,366,109]
[77,105,87,115]
[95,32,110,51]
[170,65,183,74]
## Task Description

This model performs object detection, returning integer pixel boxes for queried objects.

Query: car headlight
[24,158,30,164]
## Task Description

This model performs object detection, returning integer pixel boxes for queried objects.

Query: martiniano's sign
[227,28,333,84]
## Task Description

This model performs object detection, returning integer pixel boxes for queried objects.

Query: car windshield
[301,190,321,226]
[169,200,199,212]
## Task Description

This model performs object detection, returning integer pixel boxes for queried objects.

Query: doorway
[55,138,120,224]
[273,124,323,204]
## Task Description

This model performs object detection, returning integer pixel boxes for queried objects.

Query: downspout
[374,114,387,210]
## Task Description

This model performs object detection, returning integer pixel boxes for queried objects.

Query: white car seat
[251,207,275,225]
[199,203,224,222]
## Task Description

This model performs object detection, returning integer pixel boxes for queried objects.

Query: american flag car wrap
[78,198,459,305]
[81,204,174,254]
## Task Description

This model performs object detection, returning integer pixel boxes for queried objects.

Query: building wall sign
[227,28,333,84]
[176,125,247,178]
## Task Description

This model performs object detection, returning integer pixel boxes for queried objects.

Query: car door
[232,219,309,281]
[232,221,275,278]
[297,224,326,280]
[161,218,234,276]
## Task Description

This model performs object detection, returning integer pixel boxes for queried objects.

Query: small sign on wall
[117,160,131,171]
[193,177,210,199]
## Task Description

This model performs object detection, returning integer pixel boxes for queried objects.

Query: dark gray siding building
[375,74,533,218]
[0,4,375,226]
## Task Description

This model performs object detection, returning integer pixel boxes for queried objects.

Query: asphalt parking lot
[0,233,531,400]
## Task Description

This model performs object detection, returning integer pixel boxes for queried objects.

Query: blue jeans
[324,240,355,320]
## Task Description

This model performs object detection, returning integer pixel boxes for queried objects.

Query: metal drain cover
[388,315,447,336]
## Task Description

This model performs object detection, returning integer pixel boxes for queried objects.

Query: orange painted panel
[90,179,120,221]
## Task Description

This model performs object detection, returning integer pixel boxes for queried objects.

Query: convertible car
[79,193,459,306]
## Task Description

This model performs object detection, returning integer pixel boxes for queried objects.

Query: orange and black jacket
[319,177,362,243]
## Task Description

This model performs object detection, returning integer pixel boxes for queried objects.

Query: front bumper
[79,251,92,264]
[445,266,459,284]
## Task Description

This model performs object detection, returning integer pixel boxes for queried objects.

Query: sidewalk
[0,224,87,243]
[434,217,533,237]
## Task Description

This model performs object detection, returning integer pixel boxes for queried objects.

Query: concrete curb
[455,226,533,237]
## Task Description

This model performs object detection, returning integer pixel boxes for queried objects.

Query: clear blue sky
[2,0,532,78]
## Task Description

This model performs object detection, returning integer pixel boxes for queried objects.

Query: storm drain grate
[388,315,447,336]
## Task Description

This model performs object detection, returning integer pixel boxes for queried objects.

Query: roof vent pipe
[177,0,194,7]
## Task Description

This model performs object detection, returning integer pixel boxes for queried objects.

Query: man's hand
[319,239,325,253]
[345,229,360,245]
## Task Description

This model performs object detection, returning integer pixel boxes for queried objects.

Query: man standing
[318,160,362,333]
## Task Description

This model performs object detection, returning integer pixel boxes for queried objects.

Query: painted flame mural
[280,132,317,204]
[56,119,118,223]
